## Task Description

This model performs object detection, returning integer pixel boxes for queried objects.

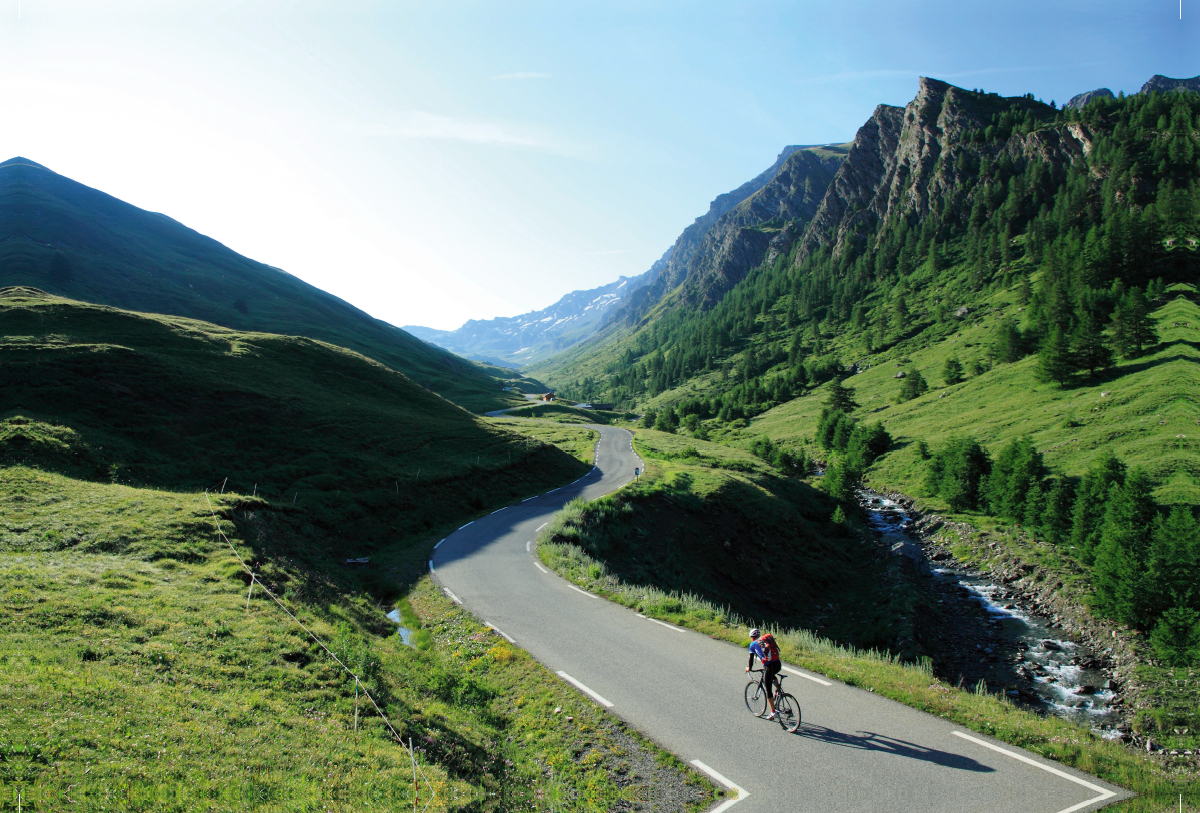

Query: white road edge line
[460,521,473,529]
[523,496,536,502]
[689,760,749,812]
[637,614,685,632]
[485,622,515,644]
[534,561,549,574]
[782,666,833,686]
[526,540,531,552]
[434,538,445,549]
[557,671,614,708]
[951,731,1116,813]
[536,522,548,531]
[428,560,434,574]
[567,583,599,599]
[443,588,462,605]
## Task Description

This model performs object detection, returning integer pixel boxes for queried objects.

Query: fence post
[410,738,418,812]
[354,677,360,732]
[246,575,255,611]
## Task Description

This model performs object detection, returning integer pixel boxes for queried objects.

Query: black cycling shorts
[764,660,782,696]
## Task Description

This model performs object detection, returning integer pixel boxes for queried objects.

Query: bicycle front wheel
[744,680,767,717]
[776,693,801,732]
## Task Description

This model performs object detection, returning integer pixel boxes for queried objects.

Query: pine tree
[891,296,910,333]
[928,239,943,272]
[1035,328,1073,387]
[1145,507,1199,614]
[1017,273,1032,305]
[897,368,928,402]
[985,437,1044,522]
[824,379,859,413]
[1125,288,1158,356]
[942,356,964,385]
[924,436,991,511]
[1023,484,1047,531]
[1070,452,1127,564]
[1041,477,1076,546]
[1093,469,1157,625]
[1072,310,1113,376]
[1110,299,1132,358]
[991,320,1023,363]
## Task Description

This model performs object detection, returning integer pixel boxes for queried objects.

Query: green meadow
[0,289,711,811]
[752,291,1200,508]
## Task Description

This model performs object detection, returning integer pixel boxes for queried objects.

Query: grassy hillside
[496,403,635,426]
[752,291,1199,506]
[484,419,599,464]
[0,287,584,553]
[0,289,713,810]
[0,470,713,811]
[537,429,926,654]
[0,158,518,412]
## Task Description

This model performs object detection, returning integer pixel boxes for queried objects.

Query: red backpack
[759,633,780,663]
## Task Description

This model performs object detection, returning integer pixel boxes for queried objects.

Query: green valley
[528,81,1200,775]
[0,287,710,811]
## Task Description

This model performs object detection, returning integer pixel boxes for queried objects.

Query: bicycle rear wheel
[744,680,767,717]
[776,692,801,732]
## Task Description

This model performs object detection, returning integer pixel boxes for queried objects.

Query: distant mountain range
[0,157,520,412]
[405,271,657,368]
[1064,73,1200,109]
[407,142,850,367]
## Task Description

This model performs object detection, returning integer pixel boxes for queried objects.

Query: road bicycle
[745,668,801,732]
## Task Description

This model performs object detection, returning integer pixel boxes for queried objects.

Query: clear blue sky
[1,1,1195,329]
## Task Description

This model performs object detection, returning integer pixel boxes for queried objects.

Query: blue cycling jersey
[749,635,779,664]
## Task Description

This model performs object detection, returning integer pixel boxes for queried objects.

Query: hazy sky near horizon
[1,2,1196,330]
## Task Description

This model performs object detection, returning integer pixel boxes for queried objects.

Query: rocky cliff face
[798,78,1093,261]
[1065,88,1114,110]
[619,144,848,320]
[677,148,845,308]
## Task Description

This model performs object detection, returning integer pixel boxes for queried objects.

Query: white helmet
[749,628,760,639]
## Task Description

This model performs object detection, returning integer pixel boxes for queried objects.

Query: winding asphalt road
[430,423,1130,813]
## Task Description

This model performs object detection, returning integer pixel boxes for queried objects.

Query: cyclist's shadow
[795,725,995,772]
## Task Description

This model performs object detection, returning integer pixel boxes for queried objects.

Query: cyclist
[746,628,781,719]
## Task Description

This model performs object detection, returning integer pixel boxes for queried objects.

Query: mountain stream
[859,490,1123,735]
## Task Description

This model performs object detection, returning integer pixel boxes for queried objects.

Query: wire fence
[202,489,436,811]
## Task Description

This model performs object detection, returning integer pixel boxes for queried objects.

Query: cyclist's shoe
[766,711,779,720]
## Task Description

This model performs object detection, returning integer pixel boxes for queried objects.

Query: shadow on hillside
[797,725,994,772]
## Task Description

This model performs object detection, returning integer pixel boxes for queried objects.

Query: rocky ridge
[798,78,1092,261]
[617,144,848,323]
[1140,74,1200,95]
[1065,88,1115,110]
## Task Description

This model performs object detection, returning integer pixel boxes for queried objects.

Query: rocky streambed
[858,489,1132,738]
